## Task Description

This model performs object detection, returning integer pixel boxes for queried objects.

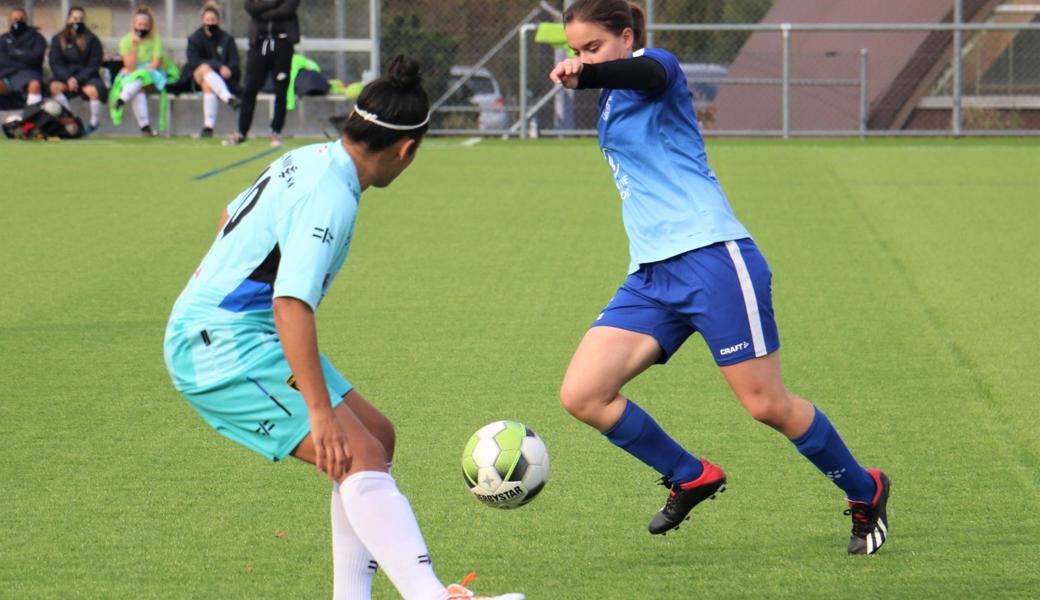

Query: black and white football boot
[845,469,891,555]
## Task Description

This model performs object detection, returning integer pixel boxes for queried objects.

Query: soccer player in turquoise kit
[551,0,891,554]
[164,56,523,600]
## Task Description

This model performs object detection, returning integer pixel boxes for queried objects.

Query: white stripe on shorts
[725,241,767,357]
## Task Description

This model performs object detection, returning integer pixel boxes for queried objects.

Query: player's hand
[549,58,583,89]
[309,407,352,481]
[131,35,141,47]
[67,78,78,93]
[219,65,232,79]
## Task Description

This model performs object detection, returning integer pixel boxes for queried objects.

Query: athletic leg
[237,44,267,137]
[130,89,150,128]
[560,326,704,484]
[300,390,392,600]
[721,352,876,500]
[721,351,890,553]
[269,39,293,135]
[26,78,42,104]
[204,71,232,103]
[82,85,101,128]
[292,396,446,600]
[50,81,73,111]
[203,91,218,129]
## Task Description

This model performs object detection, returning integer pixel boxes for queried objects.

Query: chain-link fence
[4,0,1039,136]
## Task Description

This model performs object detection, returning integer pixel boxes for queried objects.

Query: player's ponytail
[564,0,647,51]
[343,55,430,153]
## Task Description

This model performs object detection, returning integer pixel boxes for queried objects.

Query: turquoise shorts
[179,347,352,461]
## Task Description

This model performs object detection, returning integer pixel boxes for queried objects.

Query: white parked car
[447,65,508,131]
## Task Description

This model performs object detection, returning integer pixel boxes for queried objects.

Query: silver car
[448,65,508,131]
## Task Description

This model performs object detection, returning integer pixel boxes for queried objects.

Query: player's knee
[194,64,211,79]
[559,378,612,421]
[372,415,396,460]
[28,80,41,94]
[353,432,388,471]
[49,81,64,95]
[83,86,98,100]
[741,388,790,428]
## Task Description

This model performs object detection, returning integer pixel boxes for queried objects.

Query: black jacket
[0,26,47,79]
[48,29,103,84]
[186,27,241,81]
[245,0,300,46]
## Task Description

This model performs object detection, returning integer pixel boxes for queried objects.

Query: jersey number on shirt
[222,168,272,237]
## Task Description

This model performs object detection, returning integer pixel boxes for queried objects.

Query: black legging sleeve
[576,56,667,92]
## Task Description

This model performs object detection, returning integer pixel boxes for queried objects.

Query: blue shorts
[178,345,352,462]
[594,238,780,366]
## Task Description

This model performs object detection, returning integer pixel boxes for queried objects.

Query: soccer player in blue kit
[164,56,523,600]
[550,0,891,555]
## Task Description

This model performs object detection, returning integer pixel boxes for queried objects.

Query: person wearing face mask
[111,5,166,136]
[47,6,106,133]
[0,7,47,109]
[183,2,240,138]
[224,0,299,147]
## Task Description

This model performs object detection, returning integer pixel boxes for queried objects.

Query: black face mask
[71,22,85,34]
[204,24,220,36]
[10,21,26,35]
[135,28,149,38]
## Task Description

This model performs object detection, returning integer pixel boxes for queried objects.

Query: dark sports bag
[2,99,85,140]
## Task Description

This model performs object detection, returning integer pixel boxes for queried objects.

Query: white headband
[352,106,430,131]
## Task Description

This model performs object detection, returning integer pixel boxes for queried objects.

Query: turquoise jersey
[597,47,751,273]
[164,141,361,391]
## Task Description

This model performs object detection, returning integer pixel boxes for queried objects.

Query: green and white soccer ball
[461,420,550,509]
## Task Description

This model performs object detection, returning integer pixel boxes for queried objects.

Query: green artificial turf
[1,136,1037,598]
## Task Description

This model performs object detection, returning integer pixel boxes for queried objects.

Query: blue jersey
[164,141,361,391]
[597,47,751,273]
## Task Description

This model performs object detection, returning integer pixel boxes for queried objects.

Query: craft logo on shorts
[286,374,299,391]
[719,341,750,356]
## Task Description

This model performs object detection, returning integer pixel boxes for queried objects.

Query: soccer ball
[461,420,550,509]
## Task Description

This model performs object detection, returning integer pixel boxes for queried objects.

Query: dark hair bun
[386,55,423,91]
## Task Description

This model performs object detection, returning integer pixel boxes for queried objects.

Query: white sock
[89,100,101,127]
[339,472,446,600]
[131,92,149,127]
[119,79,142,103]
[332,482,377,600]
[53,93,72,111]
[203,71,232,102]
[203,92,218,128]
[27,92,42,104]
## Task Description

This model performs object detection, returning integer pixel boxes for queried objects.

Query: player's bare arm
[273,296,352,481]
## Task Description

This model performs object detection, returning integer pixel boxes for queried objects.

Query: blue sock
[791,407,876,503]
[603,399,704,484]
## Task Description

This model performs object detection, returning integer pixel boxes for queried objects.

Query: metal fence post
[646,0,655,48]
[335,0,347,82]
[223,1,232,38]
[860,48,869,136]
[782,23,791,139]
[369,0,381,74]
[165,0,174,41]
[519,23,532,139]
[953,0,963,135]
